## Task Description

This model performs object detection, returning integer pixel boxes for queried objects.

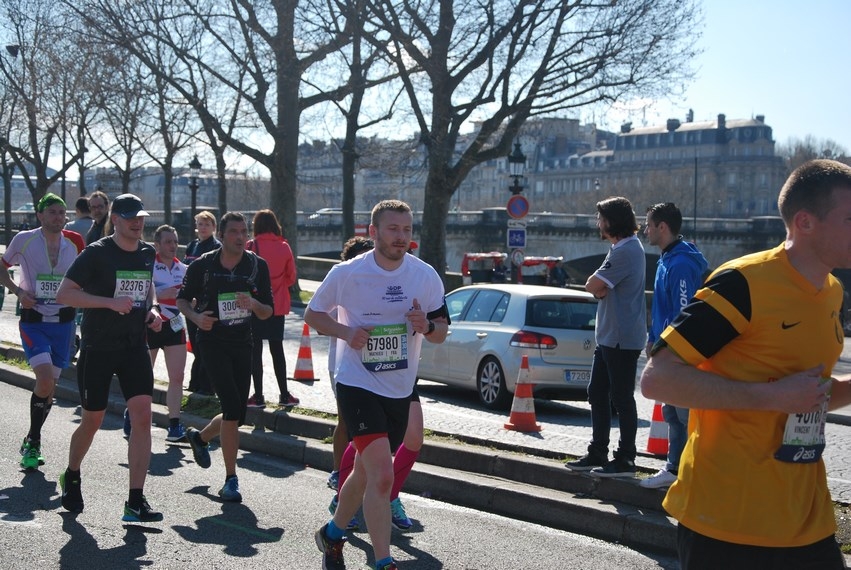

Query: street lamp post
[508,142,526,195]
[188,154,201,222]
[506,142,527,283]
[693,154,698,243]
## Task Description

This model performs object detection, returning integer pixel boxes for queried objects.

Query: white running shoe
[639,468,677,489]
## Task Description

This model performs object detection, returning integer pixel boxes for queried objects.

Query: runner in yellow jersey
[641,159,851,569]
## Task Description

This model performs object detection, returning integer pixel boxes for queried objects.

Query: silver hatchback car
[418,284,597,410]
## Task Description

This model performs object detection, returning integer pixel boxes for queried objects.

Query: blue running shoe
[390,497,412,531]
[218,476,242,502]
[328,495,360,531]
[166,424,187,442]
[186,427,211,468]
[327,470,339,490]
[123,408,131,438]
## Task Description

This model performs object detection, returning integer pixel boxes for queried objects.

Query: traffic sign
[510,248,525,267]
[506,219,527,229]
[506,195,530,219]
[507,228,526,248]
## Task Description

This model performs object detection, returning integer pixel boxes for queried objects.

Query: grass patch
[291,407,336,421]
[182,394,222,419]
[0,353,31,371]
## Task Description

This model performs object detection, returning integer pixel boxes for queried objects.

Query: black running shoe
[60,470,84,513]
[122,497,164,522]
[315,523,347,570]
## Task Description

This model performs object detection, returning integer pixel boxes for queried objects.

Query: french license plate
[565,370,591,383]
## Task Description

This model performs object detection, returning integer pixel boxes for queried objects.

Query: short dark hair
[154,224,178,243]
[252,209,282,237]
[596,196,638,239]
[778,159,851,224]
[219,211,246,235]
[341,236,374,261]
[646,202,683,235]
[371,200,412,227]
[75,197,90,214]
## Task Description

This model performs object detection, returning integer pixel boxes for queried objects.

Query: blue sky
[597,0,851,152]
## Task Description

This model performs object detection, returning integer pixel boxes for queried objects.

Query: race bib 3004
[217,292,251,326]
[361,323,408,372]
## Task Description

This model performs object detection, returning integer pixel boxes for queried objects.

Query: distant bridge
[294,209,787,276]
[2,208,787,280]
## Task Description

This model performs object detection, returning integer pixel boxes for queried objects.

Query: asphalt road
[0,380,679,569]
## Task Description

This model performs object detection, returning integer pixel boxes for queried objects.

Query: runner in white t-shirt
[0,193,79,471]
[306,200,448,570]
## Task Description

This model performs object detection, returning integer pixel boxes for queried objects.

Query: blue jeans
[663,404,689,473]
[587,344,641,460]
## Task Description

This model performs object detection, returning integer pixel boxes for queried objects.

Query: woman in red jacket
[246,209,299,408]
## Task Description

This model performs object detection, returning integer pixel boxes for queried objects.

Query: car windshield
[526,298,597,330]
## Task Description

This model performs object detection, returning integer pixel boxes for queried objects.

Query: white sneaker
[639,468,677,489]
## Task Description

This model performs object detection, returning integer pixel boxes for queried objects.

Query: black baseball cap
[111,194,150,219]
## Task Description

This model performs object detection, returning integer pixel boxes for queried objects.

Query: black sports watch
[424,320,436,336]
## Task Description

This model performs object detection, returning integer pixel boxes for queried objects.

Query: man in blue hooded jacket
[640,202,708,489]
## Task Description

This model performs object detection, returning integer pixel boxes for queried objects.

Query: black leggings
[251,338,288,397]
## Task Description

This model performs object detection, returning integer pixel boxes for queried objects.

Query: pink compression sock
[391,443,420,500]
[337,442,356,492]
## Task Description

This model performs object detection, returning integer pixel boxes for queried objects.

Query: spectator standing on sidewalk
[176,212,273,503]
[183,211,221,395]
[245,209,298,409]
[639,203,707,490]
[641,159,851,569]
[147,225,189,442]
[0,193,79,471]
[566,196,646,478]
[56,193,164,522]
[306,199,448,570]
[84,189,109,245]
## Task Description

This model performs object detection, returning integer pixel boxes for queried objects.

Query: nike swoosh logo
[781,321,801,329]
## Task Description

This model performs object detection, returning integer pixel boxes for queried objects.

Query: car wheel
[476,357,512,410]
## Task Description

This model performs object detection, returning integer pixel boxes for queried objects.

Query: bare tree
[0,0,90,200]
[87,57,158,193]
[777,135,849,173]
[67,0,361,260]
[141,62,201,224]
[362,0,702,279]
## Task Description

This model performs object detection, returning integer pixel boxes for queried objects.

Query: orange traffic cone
[290,323,319,382]
[646,401,669,456]
[504,355,541,432]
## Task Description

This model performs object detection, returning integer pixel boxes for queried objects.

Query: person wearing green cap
[0,192,79,471]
